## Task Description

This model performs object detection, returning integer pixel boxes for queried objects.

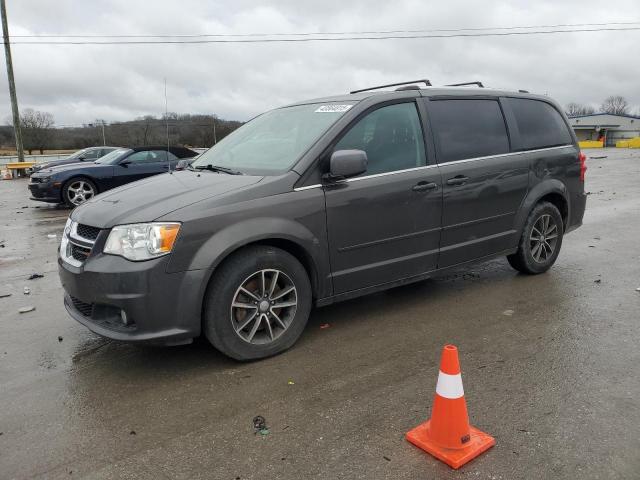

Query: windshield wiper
[195,164,243,175]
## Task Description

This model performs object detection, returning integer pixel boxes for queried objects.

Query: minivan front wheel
[203,246,312,360]
[507,201,564,274]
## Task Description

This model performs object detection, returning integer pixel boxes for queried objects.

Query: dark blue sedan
[28,145,198,207]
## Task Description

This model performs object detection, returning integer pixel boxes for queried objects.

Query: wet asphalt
[0,148,639,479]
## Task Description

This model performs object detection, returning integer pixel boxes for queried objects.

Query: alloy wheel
[67,180,95,205]
[230,269,298,345]
[529,214,559,263]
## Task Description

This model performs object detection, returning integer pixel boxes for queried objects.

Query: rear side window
[506,98,572,150]
[428,99,510,163]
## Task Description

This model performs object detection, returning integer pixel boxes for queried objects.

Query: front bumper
[59,250,208,344]
[28,180,61,203]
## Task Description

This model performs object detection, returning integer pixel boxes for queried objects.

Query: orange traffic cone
[406,344,495,469]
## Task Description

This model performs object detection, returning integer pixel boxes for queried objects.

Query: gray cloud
[2,0,639,125]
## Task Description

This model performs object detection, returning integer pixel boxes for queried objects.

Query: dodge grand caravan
[58,80,586,360]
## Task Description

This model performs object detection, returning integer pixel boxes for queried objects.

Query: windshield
[191,102,355,175]
[95,148,132,165]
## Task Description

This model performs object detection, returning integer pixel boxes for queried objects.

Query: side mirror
[175,159,190,171]
[325,149,367,181]
[78,156,86,161]
[119,160,131,167]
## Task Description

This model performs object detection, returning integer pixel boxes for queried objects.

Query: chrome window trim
[292,144,575,191]
[438,144,574,167]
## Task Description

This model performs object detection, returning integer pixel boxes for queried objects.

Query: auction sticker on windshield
[315,104,353,113]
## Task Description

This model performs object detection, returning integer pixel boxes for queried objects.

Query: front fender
[167,215,330,299]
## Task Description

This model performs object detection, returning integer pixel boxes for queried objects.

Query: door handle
[412,181,438,192]
[446,176,469,186]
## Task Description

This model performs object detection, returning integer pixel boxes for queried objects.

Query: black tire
[62,177,97,208]
[507,201,564,274]
[203,245,312,361]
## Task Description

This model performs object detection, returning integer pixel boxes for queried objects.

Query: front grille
[76,224,100,241]
[71,244,91,262]
[70,296,93,317]
[30,177,43,183]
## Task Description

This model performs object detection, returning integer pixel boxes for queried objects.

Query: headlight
[104,223,181,261]
[39,176,51,183]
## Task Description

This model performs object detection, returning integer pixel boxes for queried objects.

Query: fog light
[120,309,129,326]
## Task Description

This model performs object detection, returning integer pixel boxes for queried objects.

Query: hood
[32,161,102,176]
[72,170,264,228]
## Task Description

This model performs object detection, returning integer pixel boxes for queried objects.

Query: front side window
[192,102,355,175]
[125,150,170,164]
[428,99,510,163]
[333,102,426,176]
[506,98,572,150]
[81,149,101,160]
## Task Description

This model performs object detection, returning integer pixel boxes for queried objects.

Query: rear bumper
[58,253,208,344]
[566,191,587,233]
[28,181,61,203]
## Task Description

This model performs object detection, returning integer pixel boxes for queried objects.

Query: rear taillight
[579,152,587,182]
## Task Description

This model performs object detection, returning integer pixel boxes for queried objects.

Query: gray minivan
[58,81,587,360]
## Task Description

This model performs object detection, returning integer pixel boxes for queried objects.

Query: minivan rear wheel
[507,201,564,274]
[203,245,312,361]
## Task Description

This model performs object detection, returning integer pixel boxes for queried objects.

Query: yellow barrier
[616,137,640,148]
[6,162,36,169]
[578,140,603,149]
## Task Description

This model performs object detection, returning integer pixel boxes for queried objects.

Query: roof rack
[350,79,432,94]
[445,81,484,88]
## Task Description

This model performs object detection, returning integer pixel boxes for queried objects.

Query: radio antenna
[164,77,171,173]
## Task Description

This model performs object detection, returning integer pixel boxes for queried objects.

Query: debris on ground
[253,415,269,435]
[502,309,515,316]
[27,273,44,280]
[18,306,35,314]
[383,456,391,462]
[320,323,330,329]
[590,156,608,159]
[0,293,11,299]
[129,430,136,435]
[57,336,63,342]
[594,279,602,284]
[636,287,640,292]
[23,287,30,295]
[46,234,57,239]
[287,380,295,385]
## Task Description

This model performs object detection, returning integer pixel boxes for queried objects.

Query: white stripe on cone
[435,371,464,399]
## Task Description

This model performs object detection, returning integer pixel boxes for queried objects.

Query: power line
[9,21,640,38]
[9,26,640,44]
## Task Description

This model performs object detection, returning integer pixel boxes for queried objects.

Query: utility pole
[100,121,106,146]
[1,0,24,162]
[212,115,217,144]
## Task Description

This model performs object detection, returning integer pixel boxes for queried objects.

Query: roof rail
[445,81,484,88]
[350,79,431,94]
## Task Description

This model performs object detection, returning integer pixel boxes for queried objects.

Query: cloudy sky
[2,0,639,125]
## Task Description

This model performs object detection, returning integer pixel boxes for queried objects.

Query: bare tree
[600,96,629,115]
[566,103,595,117]
[19,109,55,154]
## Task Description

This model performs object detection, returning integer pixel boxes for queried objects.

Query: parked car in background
[29,145,198,207]
[32,146,120,172]
[57,81,586,361]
